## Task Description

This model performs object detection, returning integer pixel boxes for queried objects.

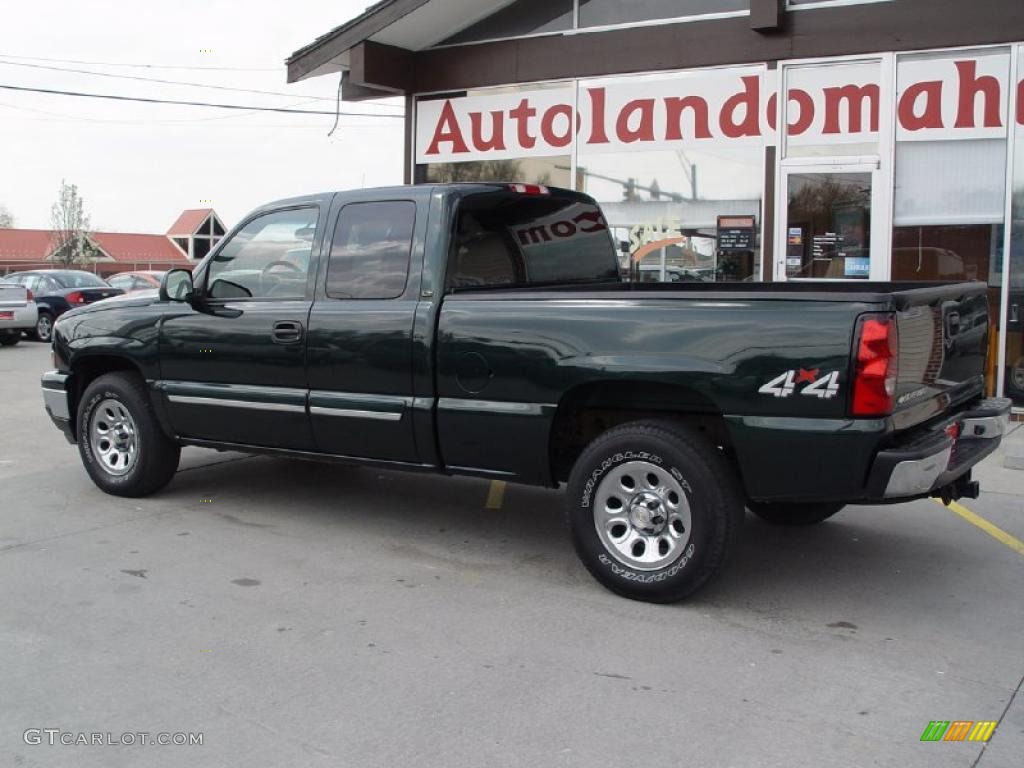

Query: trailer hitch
[932,472,980,505]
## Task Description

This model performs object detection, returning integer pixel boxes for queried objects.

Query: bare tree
[0,204,13,228]
[49,180,98,265]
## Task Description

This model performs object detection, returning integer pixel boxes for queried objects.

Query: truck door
[158,204,324,450]
[305,198,423,463]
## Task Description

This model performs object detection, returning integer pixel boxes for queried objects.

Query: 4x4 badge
[759,369,840,399]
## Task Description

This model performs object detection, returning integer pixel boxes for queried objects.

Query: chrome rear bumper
[868,397,1011,500]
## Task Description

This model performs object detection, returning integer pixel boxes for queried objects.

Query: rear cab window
[448,189,620,291]
[326,201,415,299]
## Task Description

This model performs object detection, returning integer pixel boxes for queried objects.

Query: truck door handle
[271,320,303,344]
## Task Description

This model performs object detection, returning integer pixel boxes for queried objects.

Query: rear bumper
[865,397,1010,500]
[0,302,38,331]
[41,370,75,444]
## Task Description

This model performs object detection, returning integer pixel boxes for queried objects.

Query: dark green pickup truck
[41,183,1010,602]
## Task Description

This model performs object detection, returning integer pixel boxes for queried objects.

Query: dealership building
[287,0,1024,408]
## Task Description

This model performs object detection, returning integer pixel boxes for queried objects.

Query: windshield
[53,272,109,288]
[449,191,620,291]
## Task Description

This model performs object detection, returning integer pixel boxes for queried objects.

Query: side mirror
[160,269,194,302]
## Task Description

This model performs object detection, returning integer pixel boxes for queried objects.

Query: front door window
[206,208,319,300]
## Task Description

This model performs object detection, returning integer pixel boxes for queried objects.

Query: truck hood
[60,289,160,319]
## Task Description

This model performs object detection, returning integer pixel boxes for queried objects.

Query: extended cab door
[305,196,425,463]
[158,202,326,449]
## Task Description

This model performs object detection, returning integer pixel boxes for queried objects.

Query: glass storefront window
[577,146,763,282]
[892,225,1001,282]
[891,138,1005,288]
[892,49,1010,394]
[578,0,747,28]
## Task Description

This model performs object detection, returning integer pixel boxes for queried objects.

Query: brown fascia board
[341,71,402,101]
[286,0,431,83]
[350,41,414,93]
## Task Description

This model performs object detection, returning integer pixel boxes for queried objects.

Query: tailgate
[891,282,989,425]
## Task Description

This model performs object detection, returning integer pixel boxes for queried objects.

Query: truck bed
[437,278,989,493]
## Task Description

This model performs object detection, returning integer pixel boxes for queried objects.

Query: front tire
[566,421,744,603]
[77,372,181,497]
[747,501,845,526]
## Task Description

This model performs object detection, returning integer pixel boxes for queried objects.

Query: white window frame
[786,0,893,10]
[570,2,750,36]
[776,161,887,282]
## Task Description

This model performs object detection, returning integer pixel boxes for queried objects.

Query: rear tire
[77,372,180,497]
[747,501,845,526]
[566,420,744,603]
[34,311,54,343]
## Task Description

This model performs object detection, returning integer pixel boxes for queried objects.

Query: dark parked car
[4,270,123,342]
[40,184,1010,602]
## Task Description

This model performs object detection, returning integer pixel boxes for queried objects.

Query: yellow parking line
[933,499,1024,557]
[485,480,506,510]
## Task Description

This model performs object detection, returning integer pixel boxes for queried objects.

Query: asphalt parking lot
[1,340,1022,768]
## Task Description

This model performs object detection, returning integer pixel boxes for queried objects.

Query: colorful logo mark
[920,720,997,742]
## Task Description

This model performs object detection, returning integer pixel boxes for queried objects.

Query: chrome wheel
[89,398,139,476]
[593,460,692,571]
[36,314,52,342]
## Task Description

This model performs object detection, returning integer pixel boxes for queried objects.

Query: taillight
[509,183,550,195]
[852,313,898,417]
[67,291,85,304]
[25,289,33,301]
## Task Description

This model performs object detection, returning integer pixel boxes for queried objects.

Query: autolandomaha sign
[415,52,1021,163]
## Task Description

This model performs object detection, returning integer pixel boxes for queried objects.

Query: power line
[0,98,400,128]
[0,58,404,109]
[0,52,280,72]
[0,83,405,117]
[0,97,328,125]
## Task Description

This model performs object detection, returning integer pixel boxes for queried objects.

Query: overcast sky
[0,0,403,233]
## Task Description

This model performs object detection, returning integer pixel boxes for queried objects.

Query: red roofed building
[0,209,227,277]
[0,229,55,262]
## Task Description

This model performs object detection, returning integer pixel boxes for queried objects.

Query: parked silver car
[0,280,38,346]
